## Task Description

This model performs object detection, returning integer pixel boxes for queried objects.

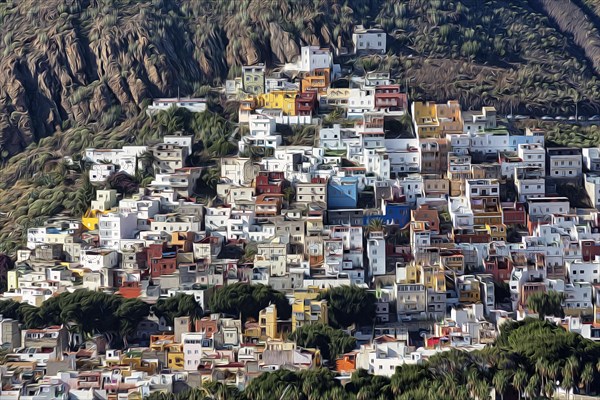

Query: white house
[181,332,213,371]
[585,174,600,210]
[518,143,546,174]
[80,249,119,271]
[149,168,202,198]
[567,258,600,284]
[98,212,138,249]
[239,114,281,152]
[514,167,545,202]
[385,138,420,175]
[352,26,387,54]
[546,148,582,179]
[462,107,497,134]
[582,148,600,172]
[284,46,332,73]
[367,231,386,277]
[146,98,207,115]
[89,163,116,182]
[527,197,570,221]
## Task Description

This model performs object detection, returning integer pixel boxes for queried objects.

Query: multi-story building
[546,147,582,179]
[515,167,545,202]
[242,64,266,95]
[291,298,328,331]
[352,26,386,54]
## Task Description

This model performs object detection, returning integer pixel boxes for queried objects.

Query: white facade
[386,140,421,174]
[527,197,570,220]
[367,231,386,276]
[205,207,232,233]
[515,167,545,202]
[147,98,207,115]
[547,150,582,178]
[285,46,332,73]
[98,212,138,249]
[567,258,600,284]
[462,107,497,134]
[518,143,546,174]
[181,333,213,371]
[149,169,202,198]
[89,163,116,182]
[240,114,282,151]
[80,249,119,271]
[585,174,600,209]
[352,26,387,54]
[582,148,600,172]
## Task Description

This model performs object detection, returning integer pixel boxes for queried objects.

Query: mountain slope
[2,0,600,252]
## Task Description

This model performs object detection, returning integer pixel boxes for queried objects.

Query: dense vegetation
[208,283,292,323]
[0,291,200,347]
[146,319,600,399]
[289,322,357,361]
[318,285,377,329]
[526,291,566,319]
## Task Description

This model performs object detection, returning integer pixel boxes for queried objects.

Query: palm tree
[493,370,510,400]
[512,369,527,400]
[525,375,540,399]
[535,358,549,397]
[366,218,384,235]
[581,363,594,395]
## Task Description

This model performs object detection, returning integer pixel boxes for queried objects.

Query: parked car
[541,116,554,121]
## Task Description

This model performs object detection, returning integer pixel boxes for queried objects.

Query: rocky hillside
[1,0,600,158]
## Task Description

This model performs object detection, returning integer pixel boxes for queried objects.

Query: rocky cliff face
[0,0,342,158]
[1,0,600,160]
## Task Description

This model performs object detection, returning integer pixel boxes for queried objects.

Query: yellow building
[257,90,298,115]
[7,270,20,291]
[166,344,185,371]
[411,101,439,138]
[301,68,330,94]
[82,209,110,231]
[420,265,446,292]
[458,276,481,304]
[259,303,279,339]
[485,223,507,242]
[292,298,328,332]
[411,100,463,138]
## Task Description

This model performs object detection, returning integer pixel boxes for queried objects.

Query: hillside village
[3,26,600,400]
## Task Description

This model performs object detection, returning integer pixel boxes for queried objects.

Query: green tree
[208,283,291,322]
[580,362,594,395]
[288,322,356,361]
[116,298,151,348]
[512,369,527,400]
[492,370,510,400]
[526,290,565,319]
[152,293,203,327]
[319,285,376,329]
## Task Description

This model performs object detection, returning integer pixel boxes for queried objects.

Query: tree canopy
[152,293,203,326]
[288,322,356,361]
[318,285,377,329]
[208,283,291,322]
[526,290,565,319]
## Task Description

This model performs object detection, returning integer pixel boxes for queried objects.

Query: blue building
[327,177,358,209]
[363,202,411,228]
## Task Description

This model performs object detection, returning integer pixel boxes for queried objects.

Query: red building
[581,239,600,262]
[295,92,318,116]
[484,255,512,282]
[147,243,178,278]
[374,85,408,112]
[501,202,527,226]
[255,171,285,195]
